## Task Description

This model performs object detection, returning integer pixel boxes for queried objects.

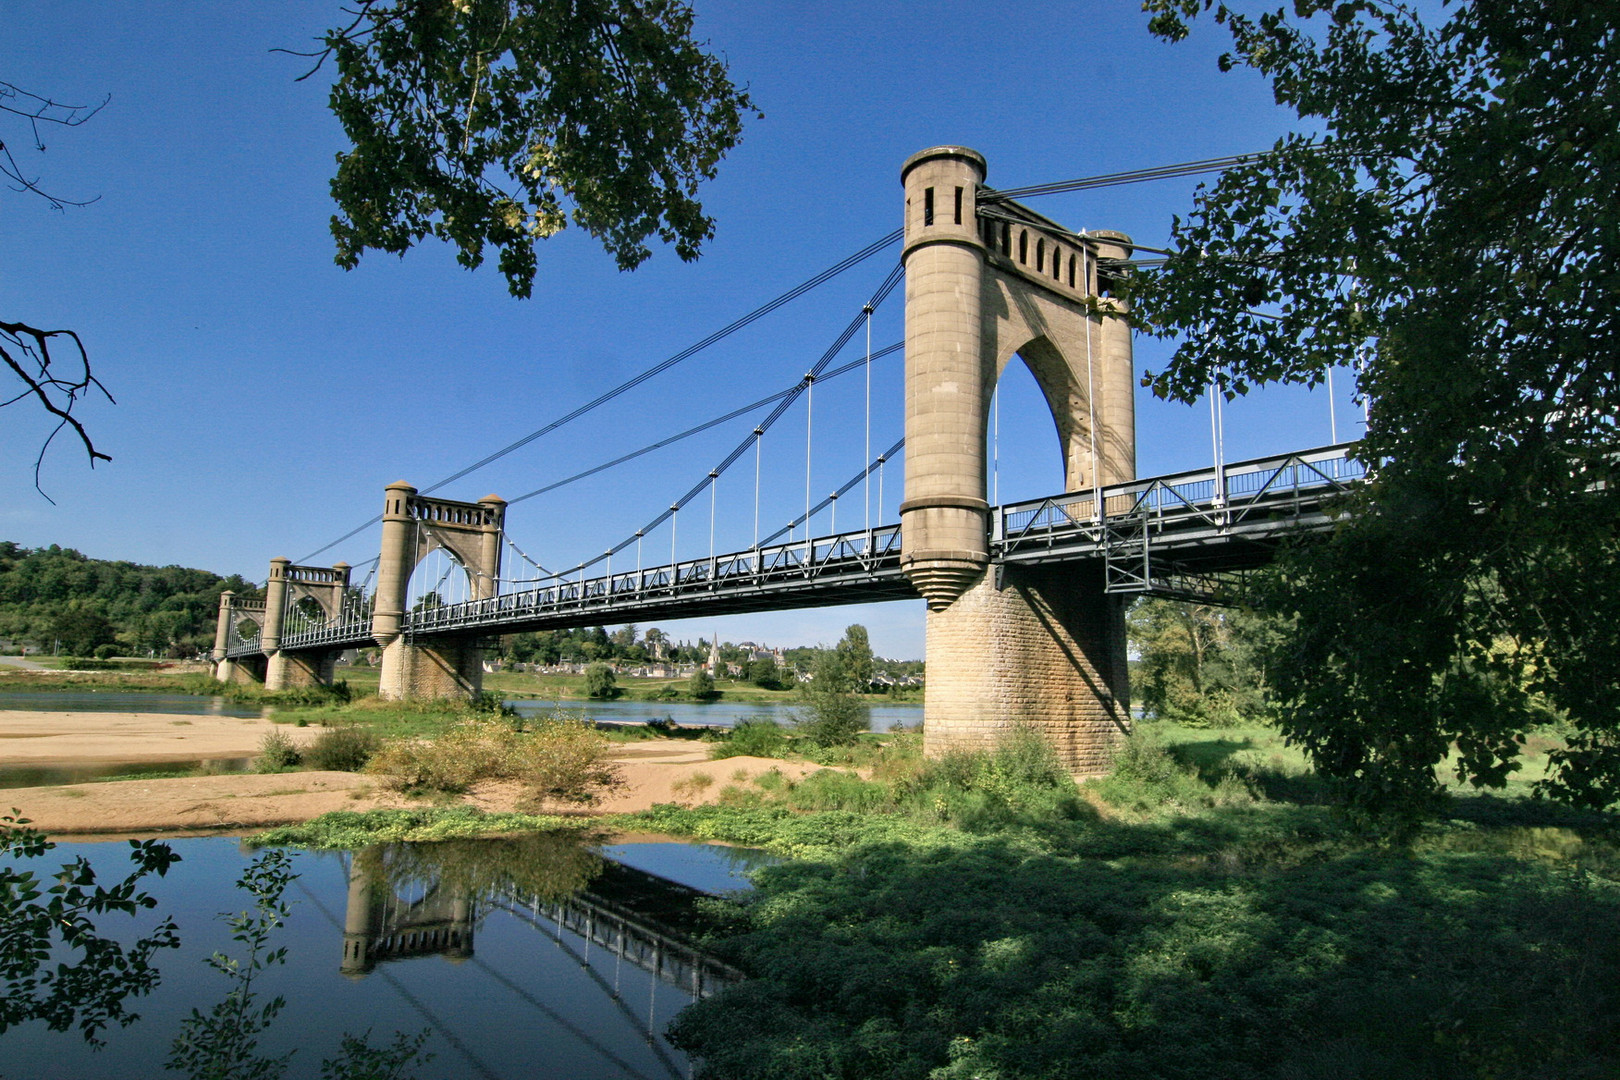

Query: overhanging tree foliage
[308,0,758,297]
[1132,0,1620,814]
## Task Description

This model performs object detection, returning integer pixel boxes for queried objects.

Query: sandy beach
[0,709,824,837]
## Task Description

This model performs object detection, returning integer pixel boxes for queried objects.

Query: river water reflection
[0,690,920,732]
[2,833,772,1079]
[0,690,267,718]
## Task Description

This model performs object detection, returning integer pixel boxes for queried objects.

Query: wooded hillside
[0,542,259,658]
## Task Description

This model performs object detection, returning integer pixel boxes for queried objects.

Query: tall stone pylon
[899,146,1136,774]
[262,559,352,690]
[372,481,506,700]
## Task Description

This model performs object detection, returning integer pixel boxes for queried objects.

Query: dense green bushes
[364,712,621,807]
[302,725,380,772]
[664,821,1619,1080]
[253,730,302,773]
[710,718,790,759]
[701,725,1088,830]
[621,727,1619,1080]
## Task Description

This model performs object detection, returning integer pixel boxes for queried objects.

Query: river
[0,690,920,731]
[0,691,918,789]
[0,832,773,1079]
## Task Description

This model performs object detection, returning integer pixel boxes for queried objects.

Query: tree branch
[0,320,114,501]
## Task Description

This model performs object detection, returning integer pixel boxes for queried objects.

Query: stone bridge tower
[262,558,352,690]
[900,145,1135,774]
[371,481,506,700]
[211,591,266,684]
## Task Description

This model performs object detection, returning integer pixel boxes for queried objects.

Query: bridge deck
[227,443,1363,657]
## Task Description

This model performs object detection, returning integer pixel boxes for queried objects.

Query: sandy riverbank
[0,709,823,838]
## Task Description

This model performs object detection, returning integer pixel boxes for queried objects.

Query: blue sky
[2,2,1361,659]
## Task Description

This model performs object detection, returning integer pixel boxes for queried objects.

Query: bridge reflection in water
[322,835,750,1080]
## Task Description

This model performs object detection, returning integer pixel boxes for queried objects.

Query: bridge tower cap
[1087,229,1135,258]
[269,556,291,565]
[332,562,351,571]
[385,480,416,493]
[901,145,987,183]
[478,493,506,506]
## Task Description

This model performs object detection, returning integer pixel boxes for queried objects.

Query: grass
[252,806,595,848]
[612,726,1620,1080]
[251,714,1619,1080]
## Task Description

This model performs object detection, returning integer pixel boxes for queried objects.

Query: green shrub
[794,690,867,747]
[303,725,380,772]
[365,711,621,806]
[93,644,119,661]
[1090,726,1254,813]
[468,690,515,715]
[584,662,617,699]
[688,668,718,700]
[711,719,790,760]
[254,729,302,773]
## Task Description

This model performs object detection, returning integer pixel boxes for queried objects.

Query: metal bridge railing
[995,444,1367,590]
[408,525,903,637]
[227,445,1364,652]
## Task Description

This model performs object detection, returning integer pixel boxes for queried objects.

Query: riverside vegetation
[5,696,1618,1078]
[622,723,1620,1080]
[6,619,1618,1077]
[250,717,1617,1080]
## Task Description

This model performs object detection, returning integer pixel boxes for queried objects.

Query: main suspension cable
[549,263,905,581]
[294,230,901,564]
[980,151,1268,203]
[505,342,900,506]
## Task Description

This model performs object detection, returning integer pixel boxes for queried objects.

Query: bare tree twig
[0,320,114,501]
[3,77,114,497]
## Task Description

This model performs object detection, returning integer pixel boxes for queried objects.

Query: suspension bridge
[212,146,1364,773]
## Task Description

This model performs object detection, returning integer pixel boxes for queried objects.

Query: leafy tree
[0,814,181,1045]
[686,666,716,700]
[834,624,874,692]
[309,0,758,298]
[583,660,617,698]
[795,649,865,747]
[747,656,783,690]
[48,601,115,656]
[643,626,667,658]
[1128,598,1278,727]
[1133,0,1620,815]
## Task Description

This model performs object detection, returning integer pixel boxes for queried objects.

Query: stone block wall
[215,655,266,686]
[265,649,336,690]
[378,638,485,700]
[923,561,1130,776]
